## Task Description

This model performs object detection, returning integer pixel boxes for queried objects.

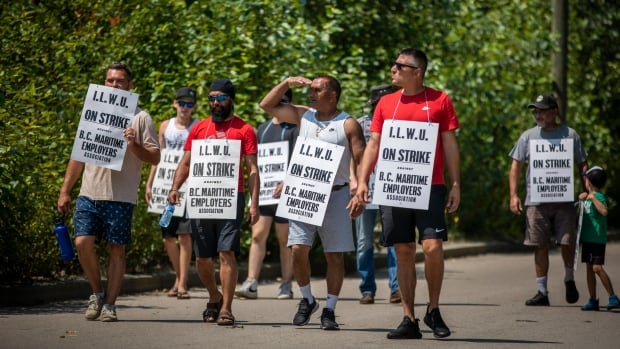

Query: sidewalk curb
[0,241,532,307]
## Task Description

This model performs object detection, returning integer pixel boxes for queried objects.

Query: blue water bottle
[159,203,175,228]
[54,216,75,261]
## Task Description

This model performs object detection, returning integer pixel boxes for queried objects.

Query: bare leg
[177,234,192,292]
[104,243,126,305]
[325,252,344,296]
[75,235,103,294]
[247,216,272,280]
[395,242,416,319]
[534,244,550,277]
[219,251,238,314]
[292,244,311,287]
[196,257,222,302]
[593,265,616,296]
[163,237,180,289]
[422,239,444,309]
[275,222,293,281]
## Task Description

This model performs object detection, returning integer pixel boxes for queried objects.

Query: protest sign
[148,148,188,217]
[529,138,574,203]
[70,84,138,171]
[372,120,438,210]
[257,141,289,206]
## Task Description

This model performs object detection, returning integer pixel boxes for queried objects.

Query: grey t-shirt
[508,124,587,205]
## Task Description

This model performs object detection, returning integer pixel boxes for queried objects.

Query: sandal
[217,310,235,326]
[177,291,191,300]
[167,287,178,297]
[203,297,223,323]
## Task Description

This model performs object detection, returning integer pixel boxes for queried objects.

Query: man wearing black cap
[167,78,259,326]
[146,86,199,300]
[351,84,400,306]
[509,93,589,307]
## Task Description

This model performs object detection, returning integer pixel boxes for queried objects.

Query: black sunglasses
[177,101,195,108]
[394,62,420,70]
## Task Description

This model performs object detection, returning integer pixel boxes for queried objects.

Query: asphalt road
[1,242,619,349]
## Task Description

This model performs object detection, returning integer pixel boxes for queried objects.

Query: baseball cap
[175,87,196,101]
[367,84,393,106]
[527,94,558,109]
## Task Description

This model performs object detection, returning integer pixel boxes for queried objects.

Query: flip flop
[177,291,191,300]
[167,287,178,297]
[203,297,223,323]
[216,310,235,326]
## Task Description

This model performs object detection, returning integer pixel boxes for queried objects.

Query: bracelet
[169,189,178,193]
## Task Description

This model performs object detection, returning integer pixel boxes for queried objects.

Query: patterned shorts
[74,196,134,245]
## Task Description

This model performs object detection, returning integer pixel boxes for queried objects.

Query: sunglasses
[394,62,420,70]
[208,95,230,102]
[177,101,195,108]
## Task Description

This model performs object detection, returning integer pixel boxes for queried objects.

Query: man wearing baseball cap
[167,78,259,326]
[509,93,589,307]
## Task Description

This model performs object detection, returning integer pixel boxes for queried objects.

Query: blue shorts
[73,196,134,245]
[380,185,448,246]
[190,193,245,258]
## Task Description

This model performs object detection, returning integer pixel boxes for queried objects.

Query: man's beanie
[209,78,235,99]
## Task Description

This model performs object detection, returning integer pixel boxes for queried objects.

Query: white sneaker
[235,279,258,299]
[277,280,293,299]
[100,304,118,322]
[85,294,103,320]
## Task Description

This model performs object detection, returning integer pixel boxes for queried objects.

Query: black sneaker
[423,307,451,338]
[320,308,339,330]
[292,297,319,326]
[387,316,422,339]
[525,291,550,306]
[565,280,579,304]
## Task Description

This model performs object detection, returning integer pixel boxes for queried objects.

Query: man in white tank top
[146,87,198,300]
[260,75,366,330]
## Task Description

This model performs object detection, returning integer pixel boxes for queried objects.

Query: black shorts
[190,193,245,258]
[161,216,191,239]
[380,185,448,246]
[258,204,288,224]
[581,242,606,265]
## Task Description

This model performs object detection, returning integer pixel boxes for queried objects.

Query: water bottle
[54,216,75,261]
[159,203,175,228]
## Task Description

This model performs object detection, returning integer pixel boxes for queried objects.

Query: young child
[578,166,620,311]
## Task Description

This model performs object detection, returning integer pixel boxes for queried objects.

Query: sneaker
[565,280,579,304]
[85,294,103,320]
[235,279,258,299]
[581,298,599,311]
[100,304,118,322]
[525,291,550,306]
[292,297,319,326]
[320,308,339,330]
[607,295,620,310]
[389,290,402,304]
[277,280,293,300]
[423,306,451,338]
[359,292,375,304]
[387,316,422,339]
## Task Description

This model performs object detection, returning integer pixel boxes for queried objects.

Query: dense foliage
[1,0,618,282]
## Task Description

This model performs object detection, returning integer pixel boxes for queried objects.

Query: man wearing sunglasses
[146,87,199,300]
[260,75,366,331]
[167,78,259,327]
[352,48,460,339]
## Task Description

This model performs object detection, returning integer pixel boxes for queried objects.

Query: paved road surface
[1,243,619,349]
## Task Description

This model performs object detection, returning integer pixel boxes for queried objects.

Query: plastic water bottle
[159,203,175,228]
[54,216,75,261]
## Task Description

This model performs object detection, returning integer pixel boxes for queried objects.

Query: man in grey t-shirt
[508,94,588,307]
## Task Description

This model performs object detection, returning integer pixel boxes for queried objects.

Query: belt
[331,183,349,191]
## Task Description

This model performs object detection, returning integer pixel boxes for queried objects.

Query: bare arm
[509,159,524,215]
[354,132,381,204]
[57,159,85,216]
[442,130,460,213]
[259,77,310,124]
[245,153,260,225]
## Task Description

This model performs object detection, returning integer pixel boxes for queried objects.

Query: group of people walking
[56,47,617,339]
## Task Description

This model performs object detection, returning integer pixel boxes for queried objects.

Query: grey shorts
[288,188,354,252]
[525,203,576,246]
[161,216,191,239]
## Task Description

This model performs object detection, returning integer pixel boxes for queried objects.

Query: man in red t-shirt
[167,78,259,327]
[352,48,460,340]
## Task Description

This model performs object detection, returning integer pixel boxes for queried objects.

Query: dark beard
[211,103,232,123]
